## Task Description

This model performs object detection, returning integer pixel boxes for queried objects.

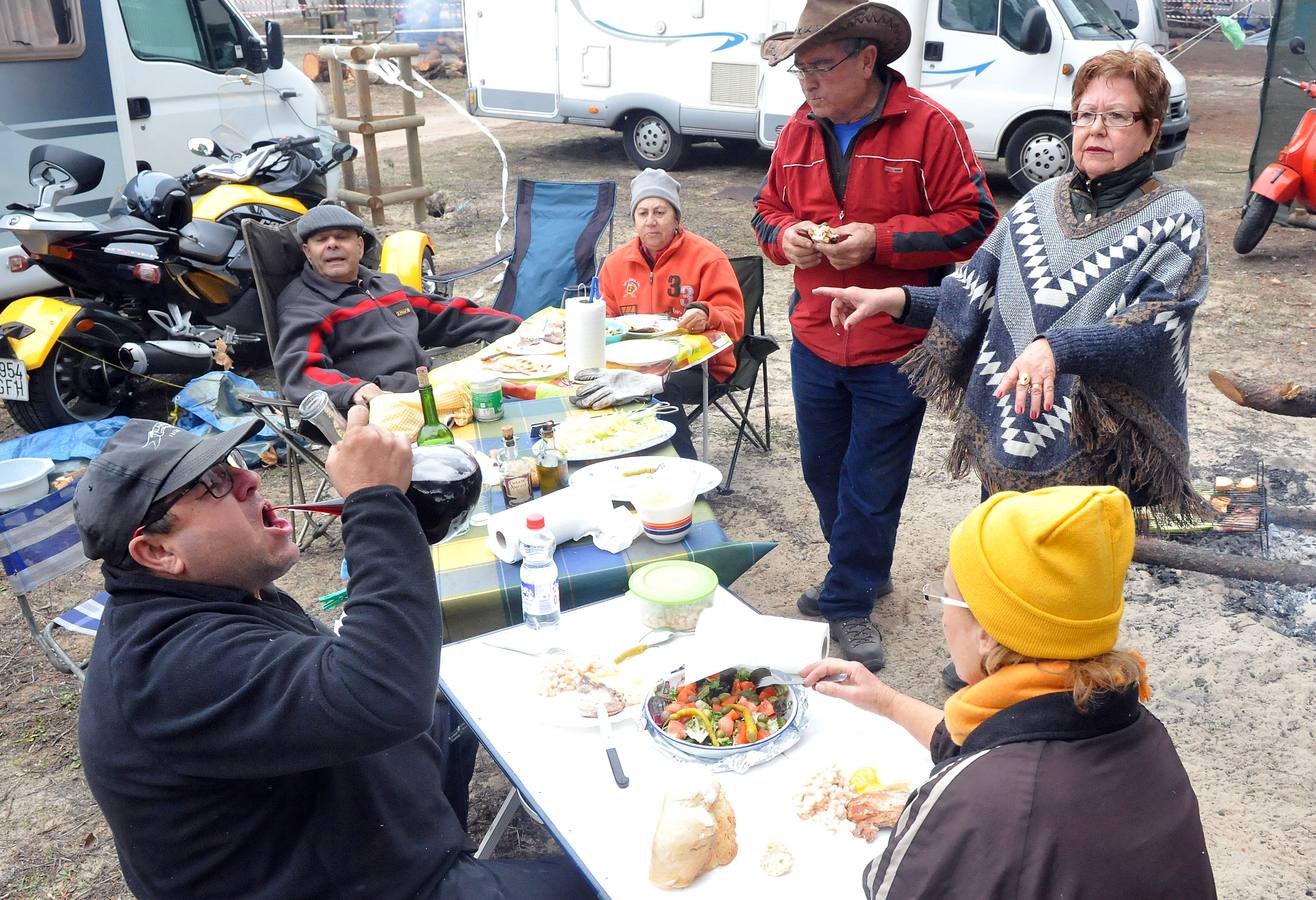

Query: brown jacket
[864,686,1216,899]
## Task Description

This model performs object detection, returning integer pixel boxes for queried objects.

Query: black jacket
[864,686,1217,899]
[274,264,519,410]
[78,487,468,899]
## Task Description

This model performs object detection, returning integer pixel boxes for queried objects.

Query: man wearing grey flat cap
[275,204,520,412]
[73,412,592,898]
[752,0,998,671]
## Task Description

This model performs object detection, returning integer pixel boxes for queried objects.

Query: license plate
[0,358,29,401]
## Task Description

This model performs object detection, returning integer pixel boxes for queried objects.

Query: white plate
[539,691,641,730]
[605,339,681,368]
[484,355,568,380]
[498,335,562,356]
[615,314,680,338]
[569,456,722,501]
[560,419,676,462]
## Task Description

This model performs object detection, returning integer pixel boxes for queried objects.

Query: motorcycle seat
[178,219,239,264]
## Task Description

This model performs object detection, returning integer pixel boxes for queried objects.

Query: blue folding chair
[433,178,617,319]
[1,483,104,682]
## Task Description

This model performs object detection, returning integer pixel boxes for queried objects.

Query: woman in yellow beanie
[801,485,1215,899]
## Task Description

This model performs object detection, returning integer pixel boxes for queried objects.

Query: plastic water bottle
[519,515,560,631]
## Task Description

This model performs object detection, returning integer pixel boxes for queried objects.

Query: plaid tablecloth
[431,396,773,641]
[429,308,734,401]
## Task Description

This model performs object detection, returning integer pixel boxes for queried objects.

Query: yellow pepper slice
[669,706,722,747]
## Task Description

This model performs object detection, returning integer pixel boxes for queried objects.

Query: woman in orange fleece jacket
[597,168,744,458]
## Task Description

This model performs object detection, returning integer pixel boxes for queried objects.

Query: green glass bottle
[415,366,454,446]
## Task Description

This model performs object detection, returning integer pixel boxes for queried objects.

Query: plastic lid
[627,560,717,605]
[526,514,545,529]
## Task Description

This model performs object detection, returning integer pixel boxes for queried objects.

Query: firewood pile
[415,34,465,79]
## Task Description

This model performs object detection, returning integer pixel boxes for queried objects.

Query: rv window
[1000,0,1043,47]
[939,0,998,34]
[119,0,248,71]
[0,0,85,61]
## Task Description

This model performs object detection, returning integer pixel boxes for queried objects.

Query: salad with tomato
[652,669,792,749]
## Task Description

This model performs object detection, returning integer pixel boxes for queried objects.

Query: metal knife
[596,700,629,789]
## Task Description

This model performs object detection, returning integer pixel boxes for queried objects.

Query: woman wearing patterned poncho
[819,49,1208,518]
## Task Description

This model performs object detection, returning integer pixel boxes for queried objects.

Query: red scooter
[1235,37,1316,254]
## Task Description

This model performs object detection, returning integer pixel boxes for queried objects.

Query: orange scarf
[944,654,1152,745]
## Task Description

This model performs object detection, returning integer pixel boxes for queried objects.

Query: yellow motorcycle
[0,137,434,431]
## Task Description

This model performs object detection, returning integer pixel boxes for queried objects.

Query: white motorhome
[1,0,325,298]
[463,0,1189,194]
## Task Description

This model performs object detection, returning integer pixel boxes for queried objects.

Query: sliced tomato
[665,719,688,740]
[735,721,749,745]
[718,715,737,738]
[755,700,775,716]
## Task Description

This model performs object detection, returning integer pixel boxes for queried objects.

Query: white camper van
[463,0,1189,194]
[0,0,324,299]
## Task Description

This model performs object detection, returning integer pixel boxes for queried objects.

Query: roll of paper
[565,296,606,378]
[486,485,614,563]
[682,606,830,679]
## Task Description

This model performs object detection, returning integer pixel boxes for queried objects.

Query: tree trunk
[1208,370,1316,418]
[302,52,328,82]
[1133,537,1316,587]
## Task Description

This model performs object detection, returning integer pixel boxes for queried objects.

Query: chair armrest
[741,334,779,364]
[435,250,514,287]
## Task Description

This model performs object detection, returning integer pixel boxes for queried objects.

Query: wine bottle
[415,365,454,446]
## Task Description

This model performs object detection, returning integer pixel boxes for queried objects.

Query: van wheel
[624,113,687,170]
[5,334,135,433]
[1004,115,1072,195]
[1233,193,1278,255]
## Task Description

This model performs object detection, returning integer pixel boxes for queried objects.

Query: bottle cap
[501,424,515,439]
[526,514,545,529]
[416,365,429,378]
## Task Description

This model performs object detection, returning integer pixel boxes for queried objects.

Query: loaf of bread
[649,776,737,889]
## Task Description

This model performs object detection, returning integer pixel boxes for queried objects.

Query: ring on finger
[1018,373,1032,386]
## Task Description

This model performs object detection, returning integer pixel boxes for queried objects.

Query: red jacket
[598,229,744,381]
[752,71,997,367]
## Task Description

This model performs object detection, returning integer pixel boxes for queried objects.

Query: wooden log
[1208,370,1316,418]
[302,52,327,82]
[1269,505,1316,530]
[1133,537,1316,587]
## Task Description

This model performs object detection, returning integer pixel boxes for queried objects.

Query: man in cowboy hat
[752,1,998,671]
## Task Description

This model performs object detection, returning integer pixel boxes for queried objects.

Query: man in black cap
[73,410,593,898]
[274,204,520,411]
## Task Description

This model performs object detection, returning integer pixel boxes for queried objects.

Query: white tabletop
[439,588,933,899]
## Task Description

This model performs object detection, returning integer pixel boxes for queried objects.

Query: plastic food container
[0,458,54,512]
[628,560,717,632]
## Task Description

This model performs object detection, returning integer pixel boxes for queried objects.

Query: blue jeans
[791,340,926,620]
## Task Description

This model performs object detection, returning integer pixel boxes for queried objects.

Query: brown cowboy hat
[761,0,911,68]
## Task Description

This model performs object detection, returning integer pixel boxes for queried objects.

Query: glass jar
[471,376,504,422]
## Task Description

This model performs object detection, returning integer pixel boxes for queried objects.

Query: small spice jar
[470,376,504,422]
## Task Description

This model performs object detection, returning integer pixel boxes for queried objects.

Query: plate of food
[498,334,563,356]
[554,410,676,461]
[605,339,681,368]
[535,653,651,729]
[568,456,722,502]
[485,355,568,380]
[646,667,800,760]
[604,319,629,344]
[616,313,681,338]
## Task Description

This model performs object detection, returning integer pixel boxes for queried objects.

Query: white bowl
[0,458,54,511]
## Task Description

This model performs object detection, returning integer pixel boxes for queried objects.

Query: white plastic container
[0,458,54,511]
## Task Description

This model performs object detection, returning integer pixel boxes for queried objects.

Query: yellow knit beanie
[948,485,1134,659]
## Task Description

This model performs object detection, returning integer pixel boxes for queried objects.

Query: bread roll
[1214,476,1235,492]
[649,776,737,889]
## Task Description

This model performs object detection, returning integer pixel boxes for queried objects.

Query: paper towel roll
[565,296,606,378]
[683,606,830,679]
[486,485,613,563]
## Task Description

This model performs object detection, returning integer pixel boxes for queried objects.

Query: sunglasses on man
[134,452,248,538]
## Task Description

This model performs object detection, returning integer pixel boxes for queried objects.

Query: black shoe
[796,583,825,617]
[831,617,886,672]
[942,661,968,692]
[797,579,893,618]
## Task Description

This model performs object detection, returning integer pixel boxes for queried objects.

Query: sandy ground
[1,38,1314,898]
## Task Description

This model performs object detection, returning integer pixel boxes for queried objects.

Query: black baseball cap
[74,419,262,565]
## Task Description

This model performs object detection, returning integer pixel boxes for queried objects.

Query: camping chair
[1,482,106,682]
[238,218,368,549]
[687,255,778,493]
[431,178,616,319]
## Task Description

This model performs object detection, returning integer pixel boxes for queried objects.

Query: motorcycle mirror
[188,138,218,158]
[331,143,358,163]
[1291,37,1307,55]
